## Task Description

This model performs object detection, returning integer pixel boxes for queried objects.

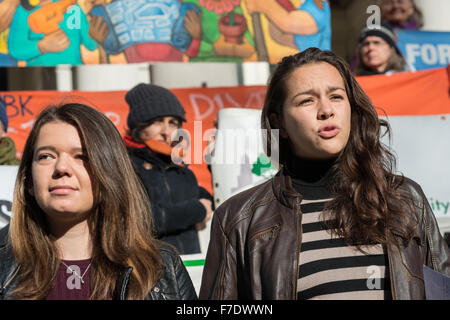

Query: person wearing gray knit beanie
[124,83,213,255]
[125,83,188,146]
[355,22,413,76]
[126,83,186,131]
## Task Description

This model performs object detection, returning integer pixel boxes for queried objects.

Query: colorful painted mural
[0,0,331,66]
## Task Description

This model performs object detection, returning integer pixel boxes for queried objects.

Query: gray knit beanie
[125,83,187,130]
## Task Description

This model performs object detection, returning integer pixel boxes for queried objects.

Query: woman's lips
[319,126,339,139]
[49,186,77,195]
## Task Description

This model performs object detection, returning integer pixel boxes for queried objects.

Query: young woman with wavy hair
[200,48,449,300]
[0,103,197,300]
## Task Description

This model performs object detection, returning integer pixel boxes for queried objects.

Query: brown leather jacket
[199,168,450,300]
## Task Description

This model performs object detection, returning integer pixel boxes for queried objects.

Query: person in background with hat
[354,22,413,76]
[379,0,423,30]
[124,83,213,255]
[0,100,20,165]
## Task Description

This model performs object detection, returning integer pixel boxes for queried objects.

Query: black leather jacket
[0,226,197,300]
[200,168,450,300]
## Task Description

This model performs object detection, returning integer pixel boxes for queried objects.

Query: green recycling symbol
[251,153,277,177]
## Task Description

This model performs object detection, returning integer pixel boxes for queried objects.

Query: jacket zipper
[163,169,172,194]
[0,265,20,297]
[387,246,397,300]
[161,169,172,231]
[118,267,133,300]
[248,224,280,242]
[293,197,302,299]
[270,224,280,240]
[424,212,438,270]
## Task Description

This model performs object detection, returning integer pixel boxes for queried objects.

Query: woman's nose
[53,154,73,178]
[317,100,334,120]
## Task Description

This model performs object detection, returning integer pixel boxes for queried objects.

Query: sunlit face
[360,36,391,72]
[381,0,414,26]
[30,121,94,222]
[276,62,351,160]
[138,116,181,145]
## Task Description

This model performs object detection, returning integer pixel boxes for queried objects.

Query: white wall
[74,63,151,91]
[66,61,270,92]
[151,62,240,88]
[415,0,450,31]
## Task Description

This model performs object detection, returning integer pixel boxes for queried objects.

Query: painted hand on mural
[190,0,255,60]
[37,30,70,54]
[245,0,331,53]
[268,21,297,49]
[88,15,109,44]
[0,0,20,33]
[245,0,318,35]
[184,9,202,40]
[84,0,106,13]
[213,34,254,58]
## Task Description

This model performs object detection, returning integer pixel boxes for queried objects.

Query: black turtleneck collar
[285,155,336,199]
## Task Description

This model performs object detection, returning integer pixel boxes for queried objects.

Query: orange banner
[1,66,449,194]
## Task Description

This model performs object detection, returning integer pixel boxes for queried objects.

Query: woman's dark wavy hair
[262,48,418,247]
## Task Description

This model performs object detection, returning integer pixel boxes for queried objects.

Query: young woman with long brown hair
[0,103,197,300]
[200,48,449,300]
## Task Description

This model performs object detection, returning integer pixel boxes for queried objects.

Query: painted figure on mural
[181,0,256,62]
[245,0,331,52]
[83,0,203,62]
[0,0,20,66]
[122,1,204,63]
[0,0,332,65]
[87,0,255,62]
[7,0,109,66]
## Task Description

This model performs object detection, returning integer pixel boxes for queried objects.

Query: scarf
[0,137,20,165]
[123,135,183,158]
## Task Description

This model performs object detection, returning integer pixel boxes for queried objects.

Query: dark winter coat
[128,146,213,254]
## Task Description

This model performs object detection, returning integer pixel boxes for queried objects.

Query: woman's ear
[269,113,288,139]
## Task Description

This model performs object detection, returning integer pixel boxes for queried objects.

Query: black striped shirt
[297,198,391,300]
[286,156,391,300]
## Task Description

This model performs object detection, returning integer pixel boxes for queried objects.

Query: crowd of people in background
[351,0,421,75]
[0,0,449,301]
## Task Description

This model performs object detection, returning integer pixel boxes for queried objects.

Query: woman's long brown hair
[9,103,163,299]
[262,48,418,247]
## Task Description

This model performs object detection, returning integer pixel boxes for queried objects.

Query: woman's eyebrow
[291,87,345,101]
[327,86,346,93]
[35,146,84,153]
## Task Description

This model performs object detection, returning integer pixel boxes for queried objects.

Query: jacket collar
[0,225,9,248]
[271,166,303,209]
